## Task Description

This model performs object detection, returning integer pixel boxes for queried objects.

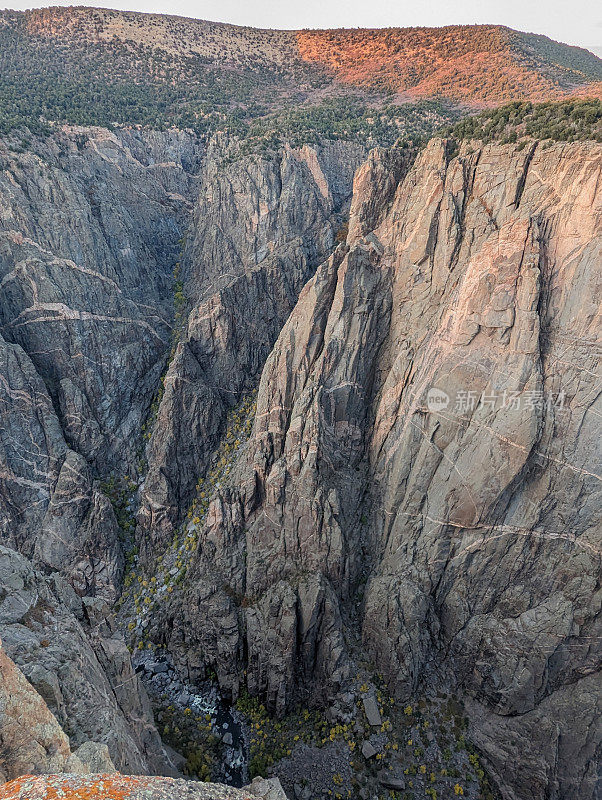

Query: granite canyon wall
[0,125,365,782]
[0,126,600,799]
[153,138,601,800]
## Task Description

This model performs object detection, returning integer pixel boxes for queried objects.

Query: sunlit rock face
[160,139,601,800]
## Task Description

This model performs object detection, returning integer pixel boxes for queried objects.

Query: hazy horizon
[0,0,600,54]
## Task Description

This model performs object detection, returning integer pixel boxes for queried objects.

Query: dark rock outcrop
[0,126,204,595]
[0,126,202,474]
[0,333,123,599]
[139,138,366,550]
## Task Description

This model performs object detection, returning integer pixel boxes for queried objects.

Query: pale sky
[1,0,601,54]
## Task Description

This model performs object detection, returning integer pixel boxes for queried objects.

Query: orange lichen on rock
[0,775,137,800]
[0,775,258,800]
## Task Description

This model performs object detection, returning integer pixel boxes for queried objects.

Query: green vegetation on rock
[118,391,257,642]
[231,99,461,151]
[155,701,219,780]
[441,99,602,143]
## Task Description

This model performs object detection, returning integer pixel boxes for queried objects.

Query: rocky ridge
[0,125,203,600]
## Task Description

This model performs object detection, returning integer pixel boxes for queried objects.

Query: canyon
[0,16,600,798]
[0,122,599,799]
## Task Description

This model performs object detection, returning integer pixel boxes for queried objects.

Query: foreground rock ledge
[0,775,287,800]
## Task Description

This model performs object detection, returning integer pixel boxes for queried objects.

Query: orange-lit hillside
[1,8,602,134]
[297,25,602,105]
[571,81,602,100]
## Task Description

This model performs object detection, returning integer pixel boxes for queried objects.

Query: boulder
[361,741,378,759]
[362,695,382,727]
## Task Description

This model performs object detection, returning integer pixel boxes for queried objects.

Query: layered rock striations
[0,126,204,595]
[0,127,202,773]
[0,125,362,584]
[158,138,601,800]
[0,126,365,789]
[0,126,202,473]
[139,138,366,550]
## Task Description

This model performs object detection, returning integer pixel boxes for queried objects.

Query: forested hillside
[1,8,601,143]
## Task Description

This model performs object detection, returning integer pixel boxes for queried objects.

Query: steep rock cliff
[159,139,601,800]
[0,126,204,595]
[0,127,367,790]
[0,126,363,590]
[139,139,366,550]
[0,126,202,473]
[0,331,123,598]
